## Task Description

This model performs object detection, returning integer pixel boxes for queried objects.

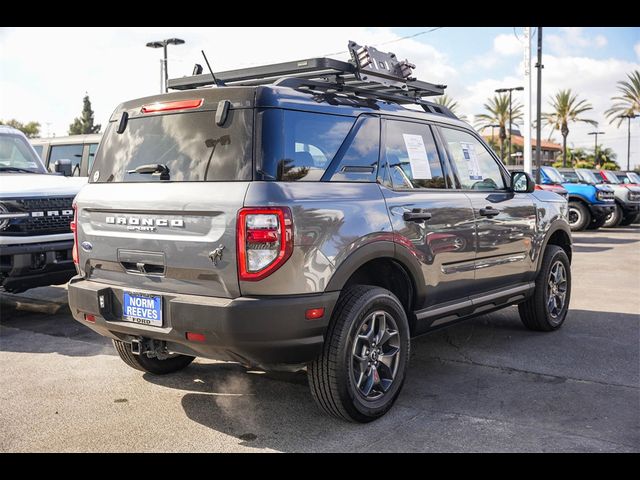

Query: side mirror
[511,171,535,193]
[54,158,72,177]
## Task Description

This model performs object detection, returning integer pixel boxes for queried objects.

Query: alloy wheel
[350,310,401,400]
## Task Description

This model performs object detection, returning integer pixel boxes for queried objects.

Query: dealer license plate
[122,291,163,327]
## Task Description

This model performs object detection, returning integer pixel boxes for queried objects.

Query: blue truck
[537,166,615,231]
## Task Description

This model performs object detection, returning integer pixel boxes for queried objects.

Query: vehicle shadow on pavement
[142,307,639,452]
[0,305,112,357]
[571,236,639,245]
[572,245,613,253]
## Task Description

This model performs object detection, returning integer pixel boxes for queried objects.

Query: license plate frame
[122,291,163,327]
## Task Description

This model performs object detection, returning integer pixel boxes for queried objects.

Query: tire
[518,245,571,332]
[603,204,623,228]
[112,339,194,375]
[567,201,590,231]
[308,285,410,423]
[586,215,607,230]
[619,213,639,226]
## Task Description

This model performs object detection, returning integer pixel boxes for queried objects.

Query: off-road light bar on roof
[167,41,452,117]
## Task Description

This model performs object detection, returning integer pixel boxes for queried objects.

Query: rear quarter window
[258,109,355,181]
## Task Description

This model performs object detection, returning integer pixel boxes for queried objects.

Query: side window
[441,127,506,191]
[87,143,99,173]
[49,144,83,176]
[329,117,379,182]
[32,145,44,159]
[384,119,447,189]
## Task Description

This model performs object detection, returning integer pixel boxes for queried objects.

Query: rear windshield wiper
[127,164,170,180]
[0,166,39,173]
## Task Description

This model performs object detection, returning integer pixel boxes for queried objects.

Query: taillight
[141,99,203,113]
[237,207,293,281]
[71,204,78,265]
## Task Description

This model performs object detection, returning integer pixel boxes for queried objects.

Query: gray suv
[68,44,573,422]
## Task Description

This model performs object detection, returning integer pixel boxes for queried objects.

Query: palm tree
[433,94,459,115]
[475,93,522,164]
[605,70,640,126]
[543,89,596,168]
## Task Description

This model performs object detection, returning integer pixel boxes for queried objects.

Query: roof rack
[167,41,455,118]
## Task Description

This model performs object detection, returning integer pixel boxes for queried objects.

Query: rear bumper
[67,277,340,371]
[588,203,615,220]
[0,240,75,292]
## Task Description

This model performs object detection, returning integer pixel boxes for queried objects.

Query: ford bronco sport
[68,43,573,422]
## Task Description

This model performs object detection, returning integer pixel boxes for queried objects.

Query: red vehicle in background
[535,183,568,198]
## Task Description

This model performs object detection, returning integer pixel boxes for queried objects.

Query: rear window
[91,110,252,183]
[258,109,355,181]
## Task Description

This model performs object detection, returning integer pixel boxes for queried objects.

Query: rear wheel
[518,245,571,332]
[603,204,623,228]
[568,201,590,231]
[113,339,194,375]
[308,285,410,423]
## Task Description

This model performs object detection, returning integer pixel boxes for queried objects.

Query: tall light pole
[588,129,605,166]
[495,86,524,165]
[146,38,185,93]
[620,114,638,171]
[535,27,543,184]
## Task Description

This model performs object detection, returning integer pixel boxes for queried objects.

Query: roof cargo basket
[167,41,455,118]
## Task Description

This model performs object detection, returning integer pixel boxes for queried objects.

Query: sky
[1,26,639,167]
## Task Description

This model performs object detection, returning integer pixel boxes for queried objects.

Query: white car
[0,126,86,292]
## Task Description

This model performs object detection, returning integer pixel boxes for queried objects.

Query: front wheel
[619,212,639,226]
[603,204,623,228]
[568,201,590,231]
[308,285,410,423]
[113,340,194,375]
[518,245,571,331]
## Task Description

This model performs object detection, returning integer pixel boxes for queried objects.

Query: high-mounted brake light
[141,98,203,114]
[237,207,293,281]
[71,204,78,265]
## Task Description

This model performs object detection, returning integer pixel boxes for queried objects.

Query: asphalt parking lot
[1,226,638,452]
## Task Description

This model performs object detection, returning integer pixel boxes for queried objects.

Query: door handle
[403,209,432,223]
[479,206,500,217]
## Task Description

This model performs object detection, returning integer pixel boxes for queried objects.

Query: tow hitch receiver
[130,338,171,359]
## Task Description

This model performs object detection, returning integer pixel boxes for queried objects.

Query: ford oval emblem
[81,241,93,252]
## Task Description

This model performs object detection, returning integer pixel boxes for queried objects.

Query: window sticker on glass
[460,142,482,180]
[402,134,432,179]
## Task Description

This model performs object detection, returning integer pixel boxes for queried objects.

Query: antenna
[201,50,220,87]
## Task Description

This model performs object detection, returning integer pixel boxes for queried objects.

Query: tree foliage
[69,95,101,135]
[475,93,523,164]
[542,89,596,168]
[605,70,640,127]
[0,119,41,138]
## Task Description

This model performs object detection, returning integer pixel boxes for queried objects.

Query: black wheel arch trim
[537,221,573,272]
[325,240,427,307]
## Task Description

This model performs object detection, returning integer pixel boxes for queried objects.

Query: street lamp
[146,37,185,93]
[495,86,524,164]
[620,114,638,171]
[588,129,605,166]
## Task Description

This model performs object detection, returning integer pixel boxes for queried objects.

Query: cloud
[458,53,640,167]
[0,27,457,137]
[493,34,523,56]
[547,27,609,56]
[635,42,640,60]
